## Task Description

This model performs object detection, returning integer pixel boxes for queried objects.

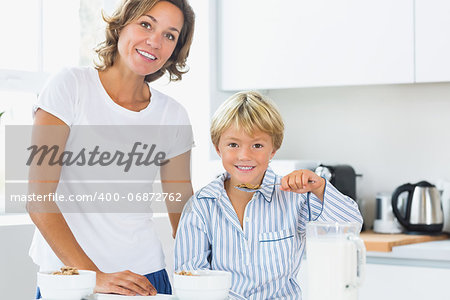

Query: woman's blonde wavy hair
[210,91,285,150]
[94,0,195,82]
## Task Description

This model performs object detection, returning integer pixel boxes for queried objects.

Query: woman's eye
[141,22,151,29]
[228,143,238,148]
[165,33,175,41]
[253,144,263,149]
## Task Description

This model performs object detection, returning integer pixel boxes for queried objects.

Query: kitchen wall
[206,0,450,227]
[267,83,450,226]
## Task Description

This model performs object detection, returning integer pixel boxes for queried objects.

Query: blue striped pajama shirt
[174,167,363,299]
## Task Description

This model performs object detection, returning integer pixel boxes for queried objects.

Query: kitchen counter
[0,213,170,226]
[360,230,448,252]
[0,213,34,226]
[366,238,450,269]
[360,240,450,300]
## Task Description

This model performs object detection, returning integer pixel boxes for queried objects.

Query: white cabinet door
[219,0,414,91]
[359,264,450,300]
[299,262,450,300]
[415,0,450,82]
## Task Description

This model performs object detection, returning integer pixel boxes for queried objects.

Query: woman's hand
[280,169,326,201]
[95,270,157,296]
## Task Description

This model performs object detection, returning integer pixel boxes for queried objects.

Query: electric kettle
[391,181,444,233]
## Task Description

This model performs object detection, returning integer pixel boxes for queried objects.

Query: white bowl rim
[173,270,232,291]
[38,270,96,276]
[174,270,232,277]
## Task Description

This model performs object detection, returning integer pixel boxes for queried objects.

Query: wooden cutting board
[360,231,449,252]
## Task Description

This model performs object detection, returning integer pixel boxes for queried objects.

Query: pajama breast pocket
[258,229,295,266]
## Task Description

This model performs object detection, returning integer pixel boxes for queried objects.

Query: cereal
[236,183,260,190]
[176,271,196,276]
[52,266,80,275]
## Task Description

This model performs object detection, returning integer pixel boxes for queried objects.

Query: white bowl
[37,270,96,300]
[173,270,231,300]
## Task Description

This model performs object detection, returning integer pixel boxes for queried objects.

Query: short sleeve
[34,68,78,126]
[165,105,194,159]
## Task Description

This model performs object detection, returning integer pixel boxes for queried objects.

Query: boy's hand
[280,169,326,200]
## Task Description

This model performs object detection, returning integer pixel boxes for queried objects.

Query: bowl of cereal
[37,267,96,300]
[173,270,232,300]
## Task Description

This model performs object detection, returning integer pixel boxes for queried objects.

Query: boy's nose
[237,148,251,160]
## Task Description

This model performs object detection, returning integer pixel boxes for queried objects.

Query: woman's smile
[136,49,157,61]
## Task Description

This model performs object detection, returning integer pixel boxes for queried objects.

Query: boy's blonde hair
[211,91,284,150]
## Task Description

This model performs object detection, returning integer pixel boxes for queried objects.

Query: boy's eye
[228,143,238,148]
[253,144,263,149]
[141,22,151,29]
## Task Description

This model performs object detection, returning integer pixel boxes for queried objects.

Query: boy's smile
[216,125,277,189]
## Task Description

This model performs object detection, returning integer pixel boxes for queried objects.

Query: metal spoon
[234,183,280,192]
[235,180,316,193]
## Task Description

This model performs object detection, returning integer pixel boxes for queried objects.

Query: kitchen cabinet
[298,262,450,300]
[0,223,38,300]
[359,264,450,300]
[218,0,414,90]
[298,239,450,299]
[361,239,450,300]
[415,0,450,82]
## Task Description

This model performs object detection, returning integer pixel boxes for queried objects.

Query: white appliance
[373,192,403,234]
[438,179,450,233]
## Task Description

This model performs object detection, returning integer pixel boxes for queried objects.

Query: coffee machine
[314,164,358,200]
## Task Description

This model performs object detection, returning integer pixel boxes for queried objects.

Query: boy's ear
[269,149,278,160]
[215,145,221,157]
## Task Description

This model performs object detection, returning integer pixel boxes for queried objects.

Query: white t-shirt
[29,66,193,274]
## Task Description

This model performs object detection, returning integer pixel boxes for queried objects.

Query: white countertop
[89,294,174,300]
[0,213,33,226]
[0,213,170,226]
[366,238,450,268]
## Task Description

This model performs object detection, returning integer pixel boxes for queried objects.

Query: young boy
[174,91,363,299]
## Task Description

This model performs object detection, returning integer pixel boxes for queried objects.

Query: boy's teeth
[137,50,156,60]
[237,166,253,170]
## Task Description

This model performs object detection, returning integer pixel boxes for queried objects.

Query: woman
[28,0,195,297]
